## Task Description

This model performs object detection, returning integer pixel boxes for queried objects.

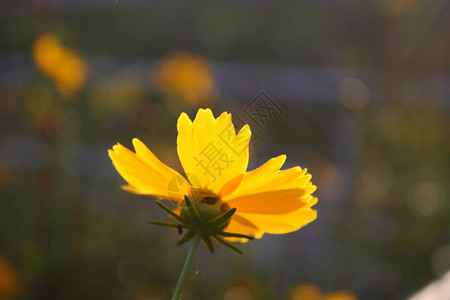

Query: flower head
[108,109,317,247]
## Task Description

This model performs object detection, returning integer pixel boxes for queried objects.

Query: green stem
[171,229,202,300]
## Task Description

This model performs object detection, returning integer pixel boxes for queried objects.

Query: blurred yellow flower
[290,284,358,300]
[153,53,215,105]
[0,255,19,299]
[376,0,421,16]
[32,33,88,98]
[325,291,358,300]
[290,283,323,300]
[108,108,317,241]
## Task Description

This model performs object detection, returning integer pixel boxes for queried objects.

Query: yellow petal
[225,198,316,242]
[238,205,317,234]
[224,156,311,197]
[108,140,191,202]
[177,108,251,194]
[224,214,263,242]
[223,156,317,215]
[226,189,311,214]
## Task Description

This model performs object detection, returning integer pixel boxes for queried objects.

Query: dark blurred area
[1,1,449,299]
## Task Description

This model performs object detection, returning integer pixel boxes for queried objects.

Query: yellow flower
[0,255,20,299]
[153,53,215,105]
[108,108,317,241]
[32,33,88,98]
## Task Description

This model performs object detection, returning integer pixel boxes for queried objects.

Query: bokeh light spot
[338,78,369,111]
[407,182,445,217]
[224,286,254,300]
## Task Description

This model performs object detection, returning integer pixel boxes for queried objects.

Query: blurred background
[1,0,449,299]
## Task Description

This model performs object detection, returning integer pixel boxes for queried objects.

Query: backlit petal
[108,140,191,202]
[224,196,317,241]
[177,108,251,194]
[224,214,263,242]
[224,156,317,217]
[226,189,311,214]
[237,202,317,235]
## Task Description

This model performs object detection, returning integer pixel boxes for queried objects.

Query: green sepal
[213,234,243,254]
[148,220,181,229]
[155,201,186,223]
[202,234,215,253]
[153,197,252,255]
[177,231,195,246]
[207,208,236,228]
[215,231,254,240]
[183,195,201,222]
